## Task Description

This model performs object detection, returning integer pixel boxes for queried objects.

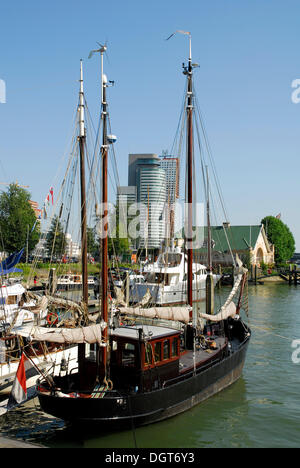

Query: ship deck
[179,336,227,374]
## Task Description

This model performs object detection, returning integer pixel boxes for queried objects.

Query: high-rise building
[119,154,167,250]
[116,186,137,248]
[138,163,166,250]
[159,154,180,204]
[159,154,180,238]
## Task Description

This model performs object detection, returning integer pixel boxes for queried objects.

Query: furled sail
[15,323,106,345]
[199,301,237,322]
[119,306,192,323]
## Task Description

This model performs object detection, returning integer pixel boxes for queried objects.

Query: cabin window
[122,342,136,367]
[144,343,152,366]
[183,273,194,282]
[86,343,97,361]
[154,342,161,363]
[111,340,118,364]
[7,295,17,305]
[163,339,170,360]
[162,253,181,267]
[172,337,179,357]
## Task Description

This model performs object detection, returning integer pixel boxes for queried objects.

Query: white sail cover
[16,323,105,345]
[199,301,237,322]
[119,306,192,324]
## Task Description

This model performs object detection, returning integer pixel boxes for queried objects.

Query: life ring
[47,312,59,326]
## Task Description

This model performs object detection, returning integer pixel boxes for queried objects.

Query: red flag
[50,186,54,205]
[8,353,27,407]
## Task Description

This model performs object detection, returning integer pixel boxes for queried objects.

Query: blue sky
[0,0,300,249]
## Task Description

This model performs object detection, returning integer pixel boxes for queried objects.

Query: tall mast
[79,60,88,305]
[78,60,88,376]
[100,50,109,372]
[185,33,194,313]
[206,166,214,315]
[167,30,194,315]
[88,42,110,375]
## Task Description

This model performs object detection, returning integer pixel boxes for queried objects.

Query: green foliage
[108,233,131,258]
[87,226,98,257]
[46,215,66,259]
[0,184,40,254]
[261,216,295,264]
[104,204,131,258]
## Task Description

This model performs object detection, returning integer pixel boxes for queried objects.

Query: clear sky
[0,0,300,250]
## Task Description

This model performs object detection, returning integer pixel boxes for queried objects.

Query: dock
[0,436,45,448]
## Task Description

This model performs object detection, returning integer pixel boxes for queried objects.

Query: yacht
[130,244,221,306]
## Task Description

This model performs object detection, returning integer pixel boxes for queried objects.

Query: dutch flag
[7,352,39,409]
[0,353,41,416]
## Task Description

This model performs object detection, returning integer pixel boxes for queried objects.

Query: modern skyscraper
[159,154,180,203]
[116,186,137,248]
[119,154,167,250]
[159,153,180,237]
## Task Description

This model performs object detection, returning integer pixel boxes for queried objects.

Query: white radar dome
[107,134,117,144]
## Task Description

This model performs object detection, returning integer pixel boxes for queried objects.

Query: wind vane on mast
[166,30,192,60]
[88,42,109,107]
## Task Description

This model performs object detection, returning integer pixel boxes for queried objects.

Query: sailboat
[36,38,251,428]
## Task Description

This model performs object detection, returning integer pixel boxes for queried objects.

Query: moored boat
[36,36,251,428]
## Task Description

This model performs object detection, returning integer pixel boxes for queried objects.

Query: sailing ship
[36,37,251,428]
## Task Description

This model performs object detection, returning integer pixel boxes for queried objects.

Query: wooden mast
[101,57,109,374]
[79,60,88,305]
[205,166,214,315]
[78,59,88,373]
[186,34,194,316]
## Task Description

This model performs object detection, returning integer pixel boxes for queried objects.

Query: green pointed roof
[176,225,262,253]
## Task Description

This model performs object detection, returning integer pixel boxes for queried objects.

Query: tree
[261,216,295,264]
[108,232,131,258]
[46,215,66,259]
[0,183,40,254]
[107,205,131,259]
[87,226,99,258]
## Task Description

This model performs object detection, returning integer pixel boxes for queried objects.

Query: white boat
[56,274,95,290]
[0,282,47,327]
[130,245,221,305]
[0,322,79,396]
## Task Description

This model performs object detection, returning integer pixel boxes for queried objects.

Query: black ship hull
[37,328,250,429]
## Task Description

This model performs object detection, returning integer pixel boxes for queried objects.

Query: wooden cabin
[110,326,181,393]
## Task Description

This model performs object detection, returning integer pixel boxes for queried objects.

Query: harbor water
[0,282,299,448]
